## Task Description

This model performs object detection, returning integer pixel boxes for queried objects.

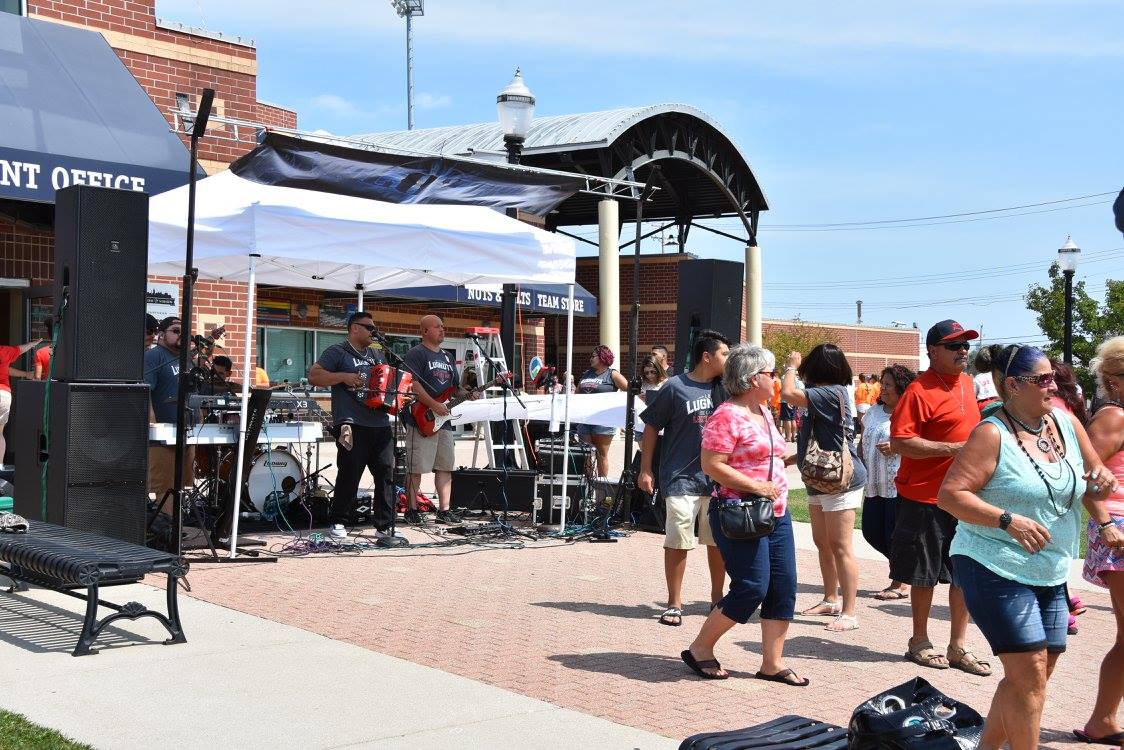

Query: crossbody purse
[799,385,854,494]
[716,405,777,541]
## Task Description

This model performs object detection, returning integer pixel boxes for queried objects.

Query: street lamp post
[496,68,535,165]
[1058,235,1081,364]
[495,69,536,378]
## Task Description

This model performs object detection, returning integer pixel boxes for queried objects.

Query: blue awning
[0,13,191,203]
[375,282,598,317]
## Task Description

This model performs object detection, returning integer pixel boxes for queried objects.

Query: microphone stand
[465,335,534,540]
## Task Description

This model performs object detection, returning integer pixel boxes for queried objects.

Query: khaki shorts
[664,494,715,550]
[0,389,10,429]
[807,487,863,512]
[406,424,456,474]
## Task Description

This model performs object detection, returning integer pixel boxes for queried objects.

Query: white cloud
[308,94,361,116]
[414,92,452,110]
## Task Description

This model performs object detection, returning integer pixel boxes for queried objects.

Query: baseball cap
[158,316,182,332]
[926,319,979,346]
[145,313,158,334]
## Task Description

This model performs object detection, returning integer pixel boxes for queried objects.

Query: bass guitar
[410,373,510,437]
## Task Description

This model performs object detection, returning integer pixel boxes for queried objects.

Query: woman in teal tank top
[938,345,1119,749]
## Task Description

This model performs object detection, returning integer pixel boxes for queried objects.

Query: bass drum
[219,447,305,516]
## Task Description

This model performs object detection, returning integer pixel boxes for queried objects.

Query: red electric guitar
[410,373,510,437]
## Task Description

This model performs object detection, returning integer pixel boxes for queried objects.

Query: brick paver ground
[174,520,1112,746]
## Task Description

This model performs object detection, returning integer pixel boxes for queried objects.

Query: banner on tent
[230,134,584,216]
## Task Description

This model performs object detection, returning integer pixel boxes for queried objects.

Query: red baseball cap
[925,319,979,346]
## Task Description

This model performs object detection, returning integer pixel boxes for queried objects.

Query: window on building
[1,0,26,16]
[262,328,314,386]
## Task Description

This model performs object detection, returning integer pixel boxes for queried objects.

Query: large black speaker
[14,380,149,543]
[52,185,149,382]
[450,467,538,513]
[674,259,744,373]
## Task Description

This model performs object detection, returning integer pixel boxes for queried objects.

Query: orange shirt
[870,383,881,403]
[855,382,873,406]
[771,379,782,410]
[891,369,980,503]
[34,346,51,379]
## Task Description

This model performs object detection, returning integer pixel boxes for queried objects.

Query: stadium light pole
[390,0,424,130]
[1058,235,1081,364]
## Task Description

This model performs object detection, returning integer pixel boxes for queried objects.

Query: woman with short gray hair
[682,344,804,685]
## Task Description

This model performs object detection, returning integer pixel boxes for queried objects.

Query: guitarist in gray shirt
[402,315,476,525]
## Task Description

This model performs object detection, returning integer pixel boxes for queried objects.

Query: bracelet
[1098,519,1116,531]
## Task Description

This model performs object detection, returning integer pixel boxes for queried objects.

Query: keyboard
[148,421,325,445]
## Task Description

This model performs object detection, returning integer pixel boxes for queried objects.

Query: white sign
[146,282,178,319]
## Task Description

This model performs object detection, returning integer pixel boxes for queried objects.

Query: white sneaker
[328,524,348,540]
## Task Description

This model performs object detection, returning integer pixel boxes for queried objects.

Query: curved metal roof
[356,104,721,155]
[354,103,768,227]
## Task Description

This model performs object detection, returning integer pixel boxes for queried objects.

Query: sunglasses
[642,368,658,374]
[354,323,377,332]
[756,370,777,378]
[166,328,181,335]
[1012,372,1055,387]
[942,342,972,352]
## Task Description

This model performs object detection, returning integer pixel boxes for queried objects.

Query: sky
[158,0,1124,345]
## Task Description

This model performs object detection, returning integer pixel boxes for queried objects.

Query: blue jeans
[708,504,797,624]
[952,554,1068,655]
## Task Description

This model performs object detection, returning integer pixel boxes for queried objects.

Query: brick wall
[561,253,922,379]
[28,0,297,166]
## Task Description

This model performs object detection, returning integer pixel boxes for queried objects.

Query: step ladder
[465,327,529,470]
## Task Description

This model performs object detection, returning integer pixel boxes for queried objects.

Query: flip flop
[754,668,810,687]
[681,649,728,680]
[1073,729,1124,745]
[658,607,682,626]
[873,588,909,601]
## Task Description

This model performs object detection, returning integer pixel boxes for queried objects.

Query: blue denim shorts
[952,554,1068,655]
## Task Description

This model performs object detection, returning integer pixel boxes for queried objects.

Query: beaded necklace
[1001,407,1075,517]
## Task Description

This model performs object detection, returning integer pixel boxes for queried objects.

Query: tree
[1026,262,1124,385]
[763,320,842,361]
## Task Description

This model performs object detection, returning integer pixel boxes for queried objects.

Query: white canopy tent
[148,170,581,554]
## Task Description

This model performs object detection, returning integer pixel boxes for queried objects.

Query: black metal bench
[0,522,187,656]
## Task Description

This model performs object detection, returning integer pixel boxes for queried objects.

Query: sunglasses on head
[942,342,971,352]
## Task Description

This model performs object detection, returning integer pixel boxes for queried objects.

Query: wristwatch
[998,511,1012,531]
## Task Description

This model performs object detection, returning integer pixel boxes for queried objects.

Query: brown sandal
[947,646,992,676]
[904,639,949,669]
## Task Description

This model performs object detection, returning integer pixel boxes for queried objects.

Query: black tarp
[0,13,191,203]
[229,133,583,215]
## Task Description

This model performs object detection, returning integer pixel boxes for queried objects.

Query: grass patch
[785,487,863,528]
[0,710,92,750]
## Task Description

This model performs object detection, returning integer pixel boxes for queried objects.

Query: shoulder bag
[800,385,854,494]
[716,405,777,541]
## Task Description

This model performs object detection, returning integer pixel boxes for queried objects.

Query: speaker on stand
[673,259,744,373]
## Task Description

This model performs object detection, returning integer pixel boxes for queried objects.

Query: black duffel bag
[849,677,983,749]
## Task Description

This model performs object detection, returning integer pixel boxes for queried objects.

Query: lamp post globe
[1058,235,1080,364]
[496,67,535,164]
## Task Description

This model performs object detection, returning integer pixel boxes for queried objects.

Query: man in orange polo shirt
[890,319,990,676]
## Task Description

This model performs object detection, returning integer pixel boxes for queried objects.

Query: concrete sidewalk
[0,583,677,749]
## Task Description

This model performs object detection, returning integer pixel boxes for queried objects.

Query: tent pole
[229,252,260,558]
[559,284,575,533]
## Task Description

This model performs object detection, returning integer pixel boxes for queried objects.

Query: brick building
[564,252,921,378]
